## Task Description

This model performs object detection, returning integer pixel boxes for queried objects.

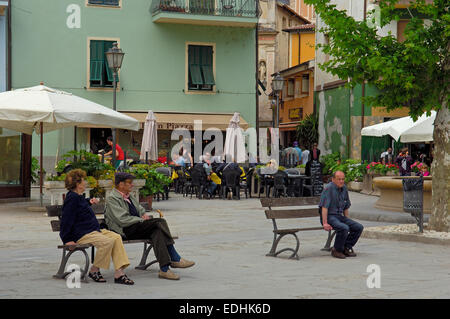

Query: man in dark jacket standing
[319,171,364,259]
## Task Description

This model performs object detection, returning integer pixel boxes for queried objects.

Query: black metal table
[287,174,310,197]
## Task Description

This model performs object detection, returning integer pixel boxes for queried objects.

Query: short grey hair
[332,170,345,178]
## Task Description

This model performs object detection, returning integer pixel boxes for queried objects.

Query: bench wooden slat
[260,196,320,208]
[274,227,323,234]
[265,208,319,219]
[57,244,93,249]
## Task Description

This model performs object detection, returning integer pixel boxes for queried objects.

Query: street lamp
[271,72,284,128]
[106,42,125,170]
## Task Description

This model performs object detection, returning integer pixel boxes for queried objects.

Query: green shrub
[126,164,172,197]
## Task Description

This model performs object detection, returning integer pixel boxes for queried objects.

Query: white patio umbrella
[361,111,435,142]
[139,110,158,162]
[224,112,246,163]
[361,116,415,141]
[400,111,436,143]
[0,84,140,204]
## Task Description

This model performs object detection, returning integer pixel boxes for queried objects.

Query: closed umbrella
[0,84,140,205]
[224,112,246,163]
[139,110,158,162]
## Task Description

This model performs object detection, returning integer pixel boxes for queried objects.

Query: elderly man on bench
[319,170,364,259]
[105,172,195,280]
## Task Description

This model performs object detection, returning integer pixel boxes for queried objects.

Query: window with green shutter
[188,45,215,91]
[89,40,118,88]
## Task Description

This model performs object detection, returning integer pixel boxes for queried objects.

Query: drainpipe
[255,7,260,161]
[7,0,11,91]
[361,0,367,129]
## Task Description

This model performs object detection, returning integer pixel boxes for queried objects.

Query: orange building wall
[279,70,314,125]
[290,34,300,67]
[291,33,315,67]
[299,33,315,64]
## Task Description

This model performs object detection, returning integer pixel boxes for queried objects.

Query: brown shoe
[158,269,180,280]
[344,247,357,257]
[171,258,195,269]
[331,248,346,259]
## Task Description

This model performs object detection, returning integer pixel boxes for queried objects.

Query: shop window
[302,74,309,94]
[89,40,118,88]
[287,79,295,97]
[0,128,22,185]
[188,45,215,91]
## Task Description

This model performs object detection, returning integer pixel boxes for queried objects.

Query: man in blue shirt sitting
[319,171,364,259]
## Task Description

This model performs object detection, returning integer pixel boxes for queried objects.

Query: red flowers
[366,162,399,174]
[157,156,167,165]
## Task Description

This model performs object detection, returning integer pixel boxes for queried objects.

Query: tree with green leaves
[305,0,449,231]
[296,113,319,151]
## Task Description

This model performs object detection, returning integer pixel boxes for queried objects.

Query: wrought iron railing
[151,0,259,18]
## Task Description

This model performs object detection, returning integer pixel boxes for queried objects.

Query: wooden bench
[47,203,178,282]
[260,197,336,260]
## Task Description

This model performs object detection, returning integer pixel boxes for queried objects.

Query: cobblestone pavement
[0,191,449,299]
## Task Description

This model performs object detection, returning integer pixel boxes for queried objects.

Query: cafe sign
[141,122,194,130]
[289,107,303,120]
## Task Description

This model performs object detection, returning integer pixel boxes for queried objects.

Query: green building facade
[10,0,258,175]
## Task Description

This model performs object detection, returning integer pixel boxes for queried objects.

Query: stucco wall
[11,0,257,157]
[0,12,6,92]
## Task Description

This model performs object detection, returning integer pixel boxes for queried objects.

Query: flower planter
[145,195,153,210]
[98,179,114,199]
[133,179,146,188]
[44,181,92,205]
[44,181,66,189]
[348,181,363,192]
[98,179,113,188]
[298,167,306,175]
[361,173,381,195]
[373,176,432,214]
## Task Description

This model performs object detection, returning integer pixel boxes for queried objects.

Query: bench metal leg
[54,248,90,283]
[266,233,300,260]
[321,230,336,251]
[135,242,158,271]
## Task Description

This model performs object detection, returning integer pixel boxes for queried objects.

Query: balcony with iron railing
[150,0,260,27]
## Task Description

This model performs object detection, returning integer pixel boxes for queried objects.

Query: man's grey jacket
[105,189,146,238]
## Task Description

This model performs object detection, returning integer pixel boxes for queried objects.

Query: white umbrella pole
[40,122,44,207]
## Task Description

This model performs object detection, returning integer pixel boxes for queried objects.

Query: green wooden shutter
[189,46,203,85]
[201,46,215,85]
[103,41,118,82]
[90,40,104,81]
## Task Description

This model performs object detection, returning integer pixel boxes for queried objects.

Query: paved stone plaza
[0,190,449,299]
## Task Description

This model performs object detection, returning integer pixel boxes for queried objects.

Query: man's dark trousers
[327,214,364,252]
[123,218,175,267]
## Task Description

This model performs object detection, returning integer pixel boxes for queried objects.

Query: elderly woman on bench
[60,169,134,285]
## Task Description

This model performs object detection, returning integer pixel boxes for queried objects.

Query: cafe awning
[122,112,249,131]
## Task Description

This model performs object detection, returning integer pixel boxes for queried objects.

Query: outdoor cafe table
[287,174,311,197]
